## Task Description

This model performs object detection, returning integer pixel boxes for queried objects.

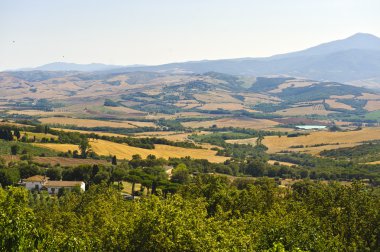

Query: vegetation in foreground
[1,177,379,251]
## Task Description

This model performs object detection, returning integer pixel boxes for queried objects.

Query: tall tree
[79,138,90,158]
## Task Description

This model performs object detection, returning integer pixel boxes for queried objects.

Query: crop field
[364,100,380,111]
[329,95,355,99]
[51,128,127,137]
[199,103,246,111]
[269,80,315,93]
[33,156,108,166]
[19,131,58,141]
[226,127,380,154]
[175,100,201,109]
[6,109,72,116]
[36,139,228,163]
[181,117,279,129]
[267,160,297,167]
[325,99,354,110]
[275,105,333,116]
[133,131,194,141]
[39,117,156,128]
[358,93,380,100]
[193,92,242,104]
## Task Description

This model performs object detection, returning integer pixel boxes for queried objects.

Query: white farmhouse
[23,175,48,191]
[22,175,85,194]
[44,181,85,194]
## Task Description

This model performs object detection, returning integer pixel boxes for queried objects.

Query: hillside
[99,33,380,85]
[1,70,379,125]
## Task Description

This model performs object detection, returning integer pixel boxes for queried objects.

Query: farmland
[39,117,156,128]
[181,117,279,129]
[227,127,380,154]
[32,156,108,166]
[35,139,228,163]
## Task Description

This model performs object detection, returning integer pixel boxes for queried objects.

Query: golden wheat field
[227,127,380,154]
[133,131,193,141]
[35,139,228,163]
[39,117,156,128]
[181,117,279,129]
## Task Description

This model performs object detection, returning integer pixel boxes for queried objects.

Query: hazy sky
[1,0,379,70]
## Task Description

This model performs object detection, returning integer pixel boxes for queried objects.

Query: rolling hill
[103,33,380,85]
[15,33,380,86]
[0,70,378,123]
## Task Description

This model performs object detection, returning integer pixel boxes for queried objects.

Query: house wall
[47,183,86,194]
[47,187,60,194]
[80,182,86,192]
[25,181,44,190]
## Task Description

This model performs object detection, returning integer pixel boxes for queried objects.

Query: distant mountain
[21,62,126,72]
[13,33,380,86]
[108,33,380,85]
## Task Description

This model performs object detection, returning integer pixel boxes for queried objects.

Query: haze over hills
[109,33,380,85]
[18,62,125,72]
[12,33,380,87]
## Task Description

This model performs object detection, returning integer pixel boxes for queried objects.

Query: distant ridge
[105,33,380,85]
[19,62,132,72]
[14,33,380,85]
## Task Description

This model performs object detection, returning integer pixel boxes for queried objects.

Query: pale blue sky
[1,0,379,70]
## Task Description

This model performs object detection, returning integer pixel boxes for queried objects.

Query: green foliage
[0,178,379,251]
[104,99,120,107]
[10,145,20,155]
[250,77,294,92]
[0,140,57,157]
[321,140,380,162]
[0,168,20,187]
[277,82,367,103]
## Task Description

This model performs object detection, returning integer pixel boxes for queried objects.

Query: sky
[1,0,379,70]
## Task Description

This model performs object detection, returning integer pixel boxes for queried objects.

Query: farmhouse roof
[24,175,49,182]
[44,181,83,187]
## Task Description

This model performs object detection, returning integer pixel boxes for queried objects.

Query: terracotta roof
[24,175,48,182]
[44,181,84,187]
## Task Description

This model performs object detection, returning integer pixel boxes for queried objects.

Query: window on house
[51,188,55,194]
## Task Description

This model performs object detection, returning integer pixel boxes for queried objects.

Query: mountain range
[15,33,380,87]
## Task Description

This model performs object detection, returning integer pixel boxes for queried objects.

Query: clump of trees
[0,177,379,251]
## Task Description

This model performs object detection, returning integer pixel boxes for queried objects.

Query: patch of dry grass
[39,117,155,128]
[35,139,228,163]
[267,160,297,167]
[269,80,315,93]
[325,99,354,110]
[227,127,380,155]
[276,105,333,116]
[182,117,279,129]
[199,103,246,111]
[33,156,108,166]
[364,100,380,111]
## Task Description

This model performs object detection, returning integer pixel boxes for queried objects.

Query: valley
[1,28,380,251]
